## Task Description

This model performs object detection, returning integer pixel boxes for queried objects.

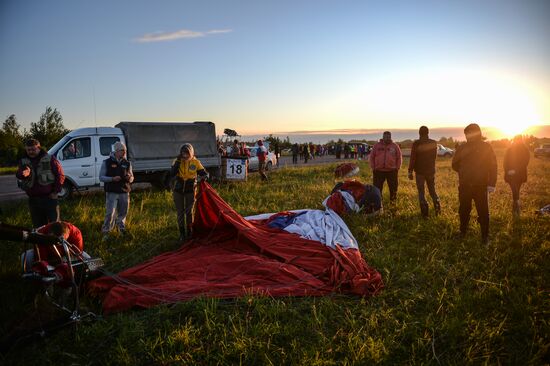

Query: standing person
[229,139,241,157]
[369,131,402,202]
[16,138,65,228]
[256,140,268,181]
[240,142,251,158]
[274,141,280,167]
[99,142,134,240]
[408,126,441,217]
[170,143,208,241]
[452,123,497,245]
[291,143,299,164]
[503,135,530,216]
[303,144,309,163]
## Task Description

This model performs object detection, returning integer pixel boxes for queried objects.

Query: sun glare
[354,68,542,136]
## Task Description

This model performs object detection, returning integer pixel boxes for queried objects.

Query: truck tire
[266,161,273,171]
[152,172,171,191]
[58,182,73,200]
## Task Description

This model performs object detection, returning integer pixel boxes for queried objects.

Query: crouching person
[100,142,134,240]
[171,143,208,241]
[22,221,87,270]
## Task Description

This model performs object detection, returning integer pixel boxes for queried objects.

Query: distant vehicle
[534,144,550,158]
[247,147,277,171]
[437,144,454,157]
[48,122,221,199]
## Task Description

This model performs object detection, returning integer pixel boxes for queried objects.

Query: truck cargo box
[115,121,221,171]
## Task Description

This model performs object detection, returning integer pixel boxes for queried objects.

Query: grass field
[1,150,549,365]
[0,166,17,175]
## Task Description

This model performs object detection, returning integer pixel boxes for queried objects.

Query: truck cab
[48,127,124,198]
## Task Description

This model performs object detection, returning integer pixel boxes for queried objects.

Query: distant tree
[28,107,69,149]
[438,136,455,147]
[264,134,284,150]
[0,114,24,166]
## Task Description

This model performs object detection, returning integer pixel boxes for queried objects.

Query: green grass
[0,166,17,175]
[1,150,549,365]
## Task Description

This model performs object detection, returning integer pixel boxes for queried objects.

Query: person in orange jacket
[369,131,402,202]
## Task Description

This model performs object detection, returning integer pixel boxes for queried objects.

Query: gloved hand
[407,172,414,180]
[487,186,496,193]
[507,169,516,176]
[197,174,209,182]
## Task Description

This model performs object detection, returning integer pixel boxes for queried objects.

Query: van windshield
[48,135,71,156]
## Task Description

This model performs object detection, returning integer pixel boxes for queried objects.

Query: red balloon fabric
[88,182,383,314]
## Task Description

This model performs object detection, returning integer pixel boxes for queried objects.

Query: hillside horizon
[237,125,550,144]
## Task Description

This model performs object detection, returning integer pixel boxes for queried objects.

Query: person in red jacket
[36,221,84,260]
[369,131,402,202]
[16,138,65,227]
[22,221,85,270]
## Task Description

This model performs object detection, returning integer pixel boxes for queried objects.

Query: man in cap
[369,131,402,202]
[99,141,134,240]
[408,126,441,217]
[16,138,65,227]
[452,123,497,245]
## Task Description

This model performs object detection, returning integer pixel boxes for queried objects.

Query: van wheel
[58,182,73,200]
[266,162,273,171]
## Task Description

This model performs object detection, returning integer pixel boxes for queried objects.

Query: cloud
[135,28,232,43]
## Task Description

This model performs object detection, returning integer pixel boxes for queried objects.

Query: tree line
[0,107,69,166]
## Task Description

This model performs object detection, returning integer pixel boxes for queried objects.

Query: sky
[1,0,549,138]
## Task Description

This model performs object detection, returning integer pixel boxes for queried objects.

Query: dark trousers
[28,196,59,228]
[416,174,439,206]
[292,154,298,164]
[508,181,522,201]
[173,191,195,238]
[458,185,489,239]
[373,170,398,201]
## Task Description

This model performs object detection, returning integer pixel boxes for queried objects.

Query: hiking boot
[452,230,467,240]
[101,233,109,242]
[481,236,490,246]
[120,230,133,240]
[420,202,429,218]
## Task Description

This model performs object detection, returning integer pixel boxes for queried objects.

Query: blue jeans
[102,192,129,233]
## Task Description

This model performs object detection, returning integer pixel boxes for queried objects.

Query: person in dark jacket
[171,143,208,241]
[99,141,134,240]
[291,143,299,164]
[16,138,65,227]
[503,135,530,216]
[452,123,497,244]
[408,126,440,217]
